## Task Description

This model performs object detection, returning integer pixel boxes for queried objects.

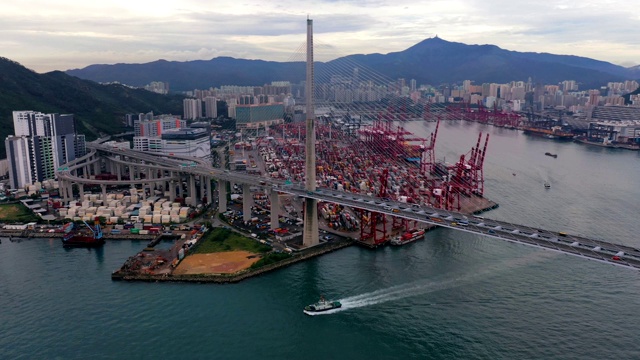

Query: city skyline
[1,0,639,73]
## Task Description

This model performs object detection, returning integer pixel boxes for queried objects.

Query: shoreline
[0,230,163,241]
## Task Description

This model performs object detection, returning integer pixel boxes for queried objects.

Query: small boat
[544,182,551,189]
[545,152,558,158]
[304,296,341,313]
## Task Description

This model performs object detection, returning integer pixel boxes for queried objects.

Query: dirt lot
[173,250,260,275]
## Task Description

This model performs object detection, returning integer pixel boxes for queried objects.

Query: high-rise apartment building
[183,98,202,120]
[6,111,85,189]
[588,90,601,106]
[204,96,218,118]
[562,80,578,93]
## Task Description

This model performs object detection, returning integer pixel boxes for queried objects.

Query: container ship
[390,229,426,246]
[522,125,575,140]
[61,218,105,248]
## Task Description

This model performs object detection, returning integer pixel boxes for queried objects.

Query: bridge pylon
[302,18,319,247]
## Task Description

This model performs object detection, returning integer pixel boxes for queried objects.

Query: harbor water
[2,122,640,359]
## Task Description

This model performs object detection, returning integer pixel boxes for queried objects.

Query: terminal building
[586,121,640,145]
[5,111,85,189]
[133,128,210,158]
[235,103,285,130]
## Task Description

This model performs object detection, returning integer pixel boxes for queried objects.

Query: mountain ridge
[65,37,640,91]
[0,56,185,158]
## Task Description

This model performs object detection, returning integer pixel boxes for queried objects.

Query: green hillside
[0,57,185,158]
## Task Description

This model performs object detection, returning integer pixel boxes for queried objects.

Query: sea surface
[2,122,640,359]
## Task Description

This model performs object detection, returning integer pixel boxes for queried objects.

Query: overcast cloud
[1,0,638,72]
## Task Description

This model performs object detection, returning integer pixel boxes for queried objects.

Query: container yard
[230,116,499,247]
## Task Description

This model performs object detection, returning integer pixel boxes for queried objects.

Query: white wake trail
[305,251,557,316]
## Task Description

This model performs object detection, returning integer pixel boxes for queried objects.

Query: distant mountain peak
[421,36,449,44]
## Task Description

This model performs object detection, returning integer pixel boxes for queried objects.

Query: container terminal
[248,116,497,247]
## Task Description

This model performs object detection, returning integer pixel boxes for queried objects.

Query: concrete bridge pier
[169,180,176,202]
[93,160,100,177]
[67,181,74,202]
[270,189,280,231]
[58,179,67,203]
[116,163,122,181]
[101,184,107,202]
[199,177,206,204]
[141,184,147,200]
[146,167,153,188]
[188,175,197,206]
[78,183,84,201]
[243,185,252,223]
[218,180,228,213]
[206,177,213,206]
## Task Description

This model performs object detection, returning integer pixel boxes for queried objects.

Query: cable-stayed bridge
[56,140,640,271]
[56,19,639,271]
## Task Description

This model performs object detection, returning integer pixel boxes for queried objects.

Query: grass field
[192,228,271,254]
[0,203,39,222]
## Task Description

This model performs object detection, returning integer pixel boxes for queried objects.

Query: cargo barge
[390,229,426,246]
[61,218,105,248]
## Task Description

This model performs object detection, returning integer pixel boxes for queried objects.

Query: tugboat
[304,296,341,314]
[61,217,105,248]
[545,152,558,158]
[390,229,426,246]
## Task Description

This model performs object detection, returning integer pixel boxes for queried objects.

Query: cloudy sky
[2,0,639,73]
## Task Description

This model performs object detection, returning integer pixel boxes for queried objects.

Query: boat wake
[305,251,557,316]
